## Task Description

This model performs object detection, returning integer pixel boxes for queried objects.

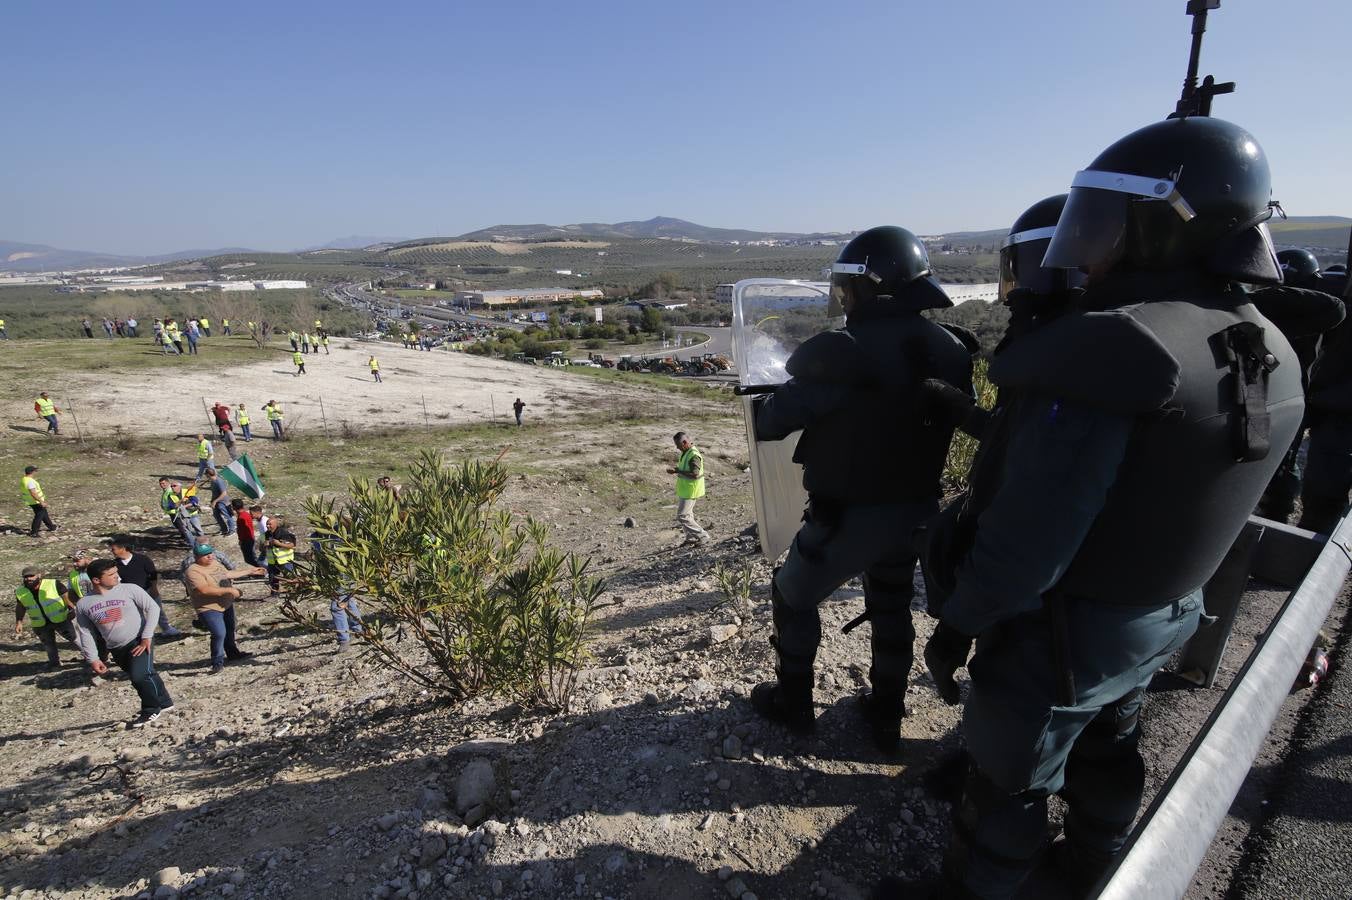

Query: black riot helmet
[1043,117,1282,284]
[999,194,1087,303]
[1277,248,1321,287]
[1325,263,1347,276]
[829,225,951,317]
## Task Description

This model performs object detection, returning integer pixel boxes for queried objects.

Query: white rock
[152,867,181,887]
[709,624,739,644]
[455,760,496,814]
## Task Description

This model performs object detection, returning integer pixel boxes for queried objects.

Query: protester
[232,499,261,566]
[182,543,264,674]
[107,534,181,637]
[13,565,77,670]
[73,559,174,726]
[204,468,235,536]
[22,465,58,537]
[513,397,526,427]
[265,514,297,596]
[34,393,61,435]
[195,434,215,477]
[236,403,252,441]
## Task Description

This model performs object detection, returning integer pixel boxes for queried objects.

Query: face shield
[1042,169,1197,271]
[828,262,880,316]
[999,225,1078,302]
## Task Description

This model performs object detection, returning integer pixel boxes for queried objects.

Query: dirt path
[5,342,718,440]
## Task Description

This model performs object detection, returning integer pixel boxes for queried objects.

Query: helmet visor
[1000,225,1058,302]
[1042,169,1196,271]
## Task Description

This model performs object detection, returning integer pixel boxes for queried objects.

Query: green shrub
[282,451,603,710]
[941,359,998,498]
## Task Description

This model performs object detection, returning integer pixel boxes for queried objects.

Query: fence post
[490,394,496,421]
[66,399,85,445]
[201,397,215,431]
[421,395,430,431]
[318,396,330,437]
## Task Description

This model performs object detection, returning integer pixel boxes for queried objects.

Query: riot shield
[732,279,841,561]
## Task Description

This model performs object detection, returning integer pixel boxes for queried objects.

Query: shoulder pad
[1247,286,1346,338]
[938,322,981,355]
[785,330,868,383]
[989,311,1181,414]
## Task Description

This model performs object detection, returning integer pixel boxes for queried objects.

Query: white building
[454,287,604,308]
[942,283,999,305]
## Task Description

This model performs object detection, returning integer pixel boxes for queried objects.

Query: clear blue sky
[3,0,1348,255]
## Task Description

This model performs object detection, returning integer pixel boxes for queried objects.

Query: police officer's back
[900,116,1304,900]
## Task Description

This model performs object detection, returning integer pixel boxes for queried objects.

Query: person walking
[195,434,215,477]
[513,397,525,427]
[369,356,381,382]
[14,566,77,670]
[81,318,93,338]
[0,317,8,340]
[73,559,174,726]
[159,477,204,546]
[107,534,181,637]
[22,465,57,537]
[183,543,263,674]
[200,317,211,338]
[292,350,307,376]
[185,319,200,355]
[159,327,177,355]
[310,533,363,650]
[222,318,231,336]
[236,403,252,441]
[265,514,297,597]
[34,392,60,435]
[321,334,330,355]
[231,499,261,566]
[263,401,285,440]
[168,320,184,355]
[288,329,299,351]
[125,316,138,338]
[668,432,710,546]
[204,468,235,536]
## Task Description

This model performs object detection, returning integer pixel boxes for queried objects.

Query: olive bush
[941,359,998,499]
[282,451,603,711]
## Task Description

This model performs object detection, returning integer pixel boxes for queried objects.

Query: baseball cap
[21,565,41,578]
[192,543,215,557]
[70,549,93,560]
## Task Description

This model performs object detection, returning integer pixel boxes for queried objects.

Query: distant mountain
[448,216,852,244]
[302,235,407,252]
[0,240,257,272]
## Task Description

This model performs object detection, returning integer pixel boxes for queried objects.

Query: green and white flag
[221,454,265,499]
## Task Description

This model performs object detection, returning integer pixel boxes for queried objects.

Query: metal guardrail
[1096,510,1352,899]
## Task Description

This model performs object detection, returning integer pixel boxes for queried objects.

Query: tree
[281,452,602,710]
[640,305,663,335]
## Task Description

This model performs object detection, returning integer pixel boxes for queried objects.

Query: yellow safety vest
[161,330,174,344]
[202,319,210,328]
[35,397,55,417]
[322,335,329,345]
[223,319,230,327]
[238,410,250,426]
[315,321,322,329]
[293,351,304,365]
[370,359,380,371]
[68,570,86,600]
[675,446,706,500]
[267,541,295,565]
[22,476,44,505]
[16,580,68,628]
[266,405,283,421]
[197,439,211,460]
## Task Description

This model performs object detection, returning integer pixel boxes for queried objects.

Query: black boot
[750,672,815,734]
[859,687,905,754]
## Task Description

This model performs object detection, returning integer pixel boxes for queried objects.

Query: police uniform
[1298,270,1352,533]
[917,117,1304,900]
[751,225,973,750]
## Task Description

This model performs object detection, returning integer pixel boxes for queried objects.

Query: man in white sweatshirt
[73,559,174,727]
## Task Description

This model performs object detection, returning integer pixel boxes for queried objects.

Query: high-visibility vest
[22,476,44,505]
[288,331,298,341]
[202,319,210,329]
[223,319,230,327]
[35,397,55,417]
[266,405,283,421]
[238,410,250,426]
[16,580,68,627]
[0,319,6,327]
[322,336,329,346]
[370,359,379,371]
[267,541,295,565]
[68,569,86,599]
[197,439,211,460]
[293,351,304,365]
[315,321,321,328]
[675,446,706,500]
[161,331,174,345]
[161,488,180,517]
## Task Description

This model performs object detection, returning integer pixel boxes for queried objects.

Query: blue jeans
[213,499,235,535]
[268,561,295,593]
[270,420,284,440]
[198,607,241,667]
[187,338,198,355]
[197,458,213,477]
[45,414,59,434]
[109,640,173,713]
[332,596,364,644]
[241,424,252,441]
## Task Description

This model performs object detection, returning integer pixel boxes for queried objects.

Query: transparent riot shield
[732,279,841,562]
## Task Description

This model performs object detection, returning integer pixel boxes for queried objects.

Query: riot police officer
[750,225,974,753]
[1298,262,1352,532]
[1252,249,1345,521]
[892,117,1305,899]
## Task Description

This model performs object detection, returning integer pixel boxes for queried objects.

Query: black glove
[920,379,990,440]
[924,622,974,705]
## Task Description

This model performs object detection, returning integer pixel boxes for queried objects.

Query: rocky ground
[0,354,1346,900]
